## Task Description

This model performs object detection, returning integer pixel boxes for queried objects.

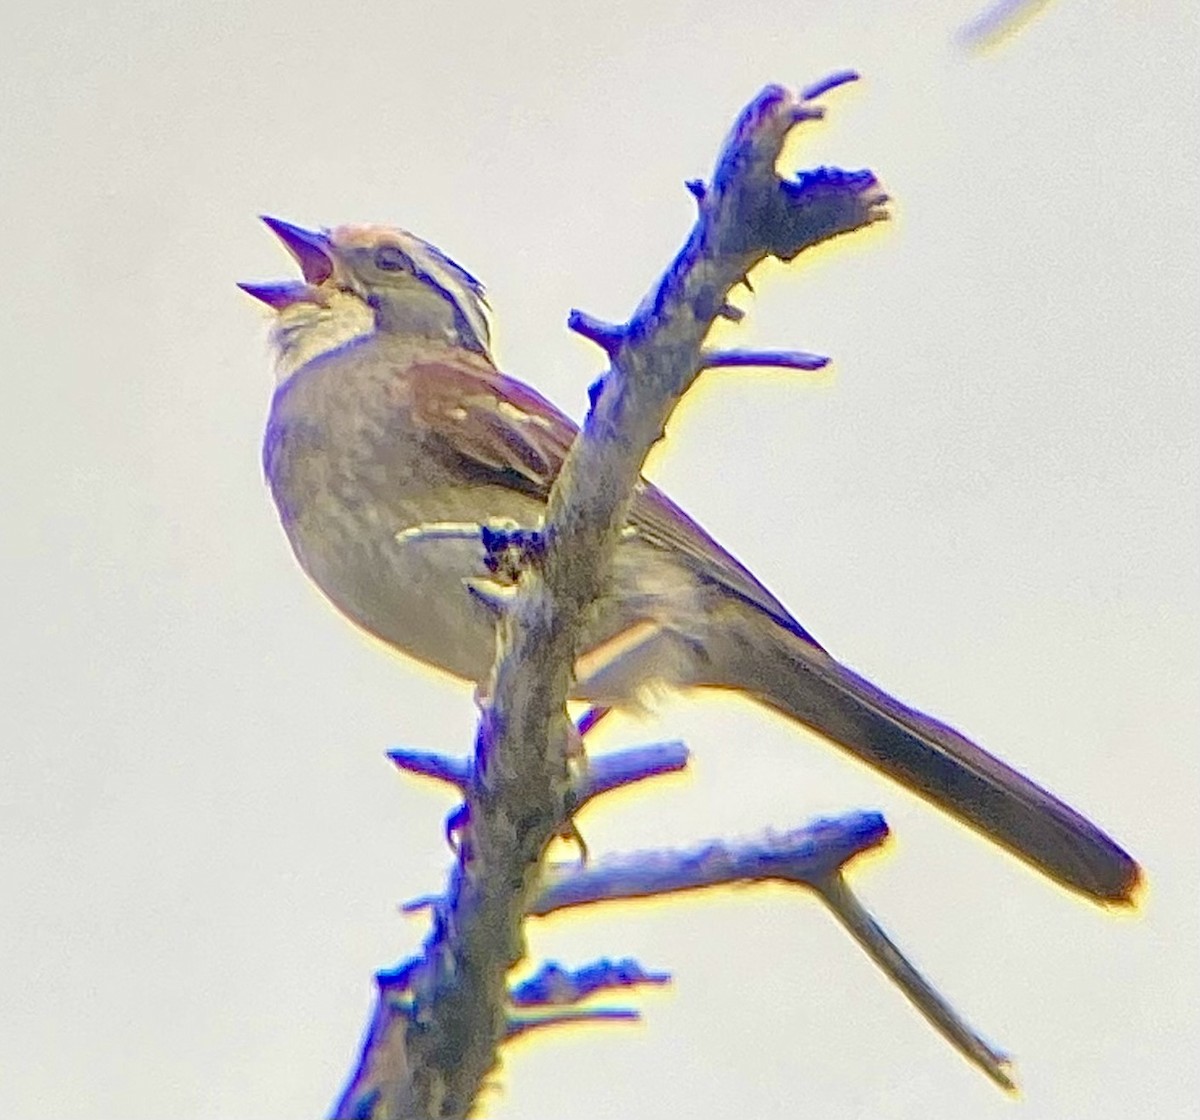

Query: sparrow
[241,216,1140,904]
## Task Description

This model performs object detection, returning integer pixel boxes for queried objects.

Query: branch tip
[512,957,671,1007]
[578,741,690,804]
[506,1008,640,1039]
[801,69,861,101]
[814,873,1017,1092]
[567,308,626,354]
[702,347,829,373]
[387,749,471,790]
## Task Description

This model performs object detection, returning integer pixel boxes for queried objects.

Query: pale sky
[2,3,1197,1118]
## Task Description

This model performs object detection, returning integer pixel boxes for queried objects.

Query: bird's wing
[407,356,819,645]
[406,357,577,495]
[627,479,819,645]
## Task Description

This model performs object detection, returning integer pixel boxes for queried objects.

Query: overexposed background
[2,2,1197,1117]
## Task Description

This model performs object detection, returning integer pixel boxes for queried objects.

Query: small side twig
[504,1007,641,1040]
[389,741,688,805]
[701,347,829,372]
[510,959,671,1008]
[814,873,1015,1091]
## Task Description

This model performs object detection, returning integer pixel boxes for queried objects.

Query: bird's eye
[374,244,411,272]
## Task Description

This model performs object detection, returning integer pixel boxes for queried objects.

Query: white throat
[270,292,375,384]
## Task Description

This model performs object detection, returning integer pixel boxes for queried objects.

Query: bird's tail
[713,613,1140,904]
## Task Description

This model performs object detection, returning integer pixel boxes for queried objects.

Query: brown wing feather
[407,358,575,491]
[406,354,814,641]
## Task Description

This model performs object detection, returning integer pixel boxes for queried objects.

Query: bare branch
[814,873,1016,1092]
[576,742,689,802]
[333,77,886,1119]
[510,959,671,1008]
[389,751,471,792]
[504,1007,641,1039]
[701,347,829,372]
[529,812,888,915]
[389,741,689,802]
[566,309,625,355]
[528,820,1014,1091]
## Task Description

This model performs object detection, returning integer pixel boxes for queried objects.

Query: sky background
[2,2,1197,1117]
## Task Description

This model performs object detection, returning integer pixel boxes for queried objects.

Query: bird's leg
[555,708,611,863]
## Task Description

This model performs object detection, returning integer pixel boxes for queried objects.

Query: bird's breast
[263,365,507,682]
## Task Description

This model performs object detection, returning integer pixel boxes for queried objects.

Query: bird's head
[242,217,492,369]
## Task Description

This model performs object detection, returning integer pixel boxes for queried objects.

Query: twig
[813,873,1015,1091]
[701,347,829,372]
[389,742,689,805]
[530,812,889,914]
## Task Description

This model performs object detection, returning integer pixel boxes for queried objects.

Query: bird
[241,215,1140,905]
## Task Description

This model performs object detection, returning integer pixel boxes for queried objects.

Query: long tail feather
[734,623,1140,903]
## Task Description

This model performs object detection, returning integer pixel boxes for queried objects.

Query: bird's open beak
[259,215,335,285]
[237,279,326,310]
